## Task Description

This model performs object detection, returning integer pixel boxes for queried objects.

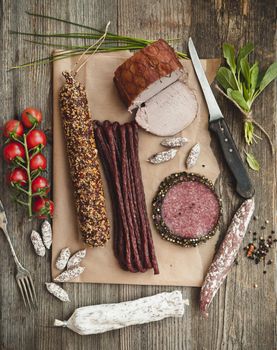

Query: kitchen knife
[188,37,254,199]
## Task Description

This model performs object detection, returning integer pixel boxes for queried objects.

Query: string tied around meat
[70,21,111,77]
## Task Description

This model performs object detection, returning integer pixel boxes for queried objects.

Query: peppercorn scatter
[243,218,276,274]
[59,71,110,247]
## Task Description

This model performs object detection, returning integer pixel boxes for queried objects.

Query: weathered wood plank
[0,0,276,349]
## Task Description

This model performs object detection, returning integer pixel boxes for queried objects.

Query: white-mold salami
[30,230,45,257]
[67,249,86,269]
[41,220,52,249]
[200,197,255,317]
[54,266,85,283]
[54,291,188,335]
[45,282,70,302]
[186,143,200,169]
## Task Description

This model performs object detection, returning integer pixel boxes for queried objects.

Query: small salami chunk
[30,230,46,257]
[152,172,221,247]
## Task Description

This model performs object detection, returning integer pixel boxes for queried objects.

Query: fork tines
[17,274,38,309]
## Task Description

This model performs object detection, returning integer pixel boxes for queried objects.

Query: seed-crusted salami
[94,120,159,274]
[152,172,221,247]
[200,198,255,318]
[59,72,110,247]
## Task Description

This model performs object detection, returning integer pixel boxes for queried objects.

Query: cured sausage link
[119,125,146,272]
[125,138,146,267]
[200,198,255,317]
[98,120,128,270]
[94,121,159,274]
[94,125,126,270]
[125,123,152,269]
[129,122,159,274]
[107,126,137,272]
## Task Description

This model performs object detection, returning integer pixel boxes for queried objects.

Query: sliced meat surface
[135,81,198,136]
[161,180,220,239]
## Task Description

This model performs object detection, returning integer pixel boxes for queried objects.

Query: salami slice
[152,172,221,247]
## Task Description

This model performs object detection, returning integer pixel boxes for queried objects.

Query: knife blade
[188,38,254,199]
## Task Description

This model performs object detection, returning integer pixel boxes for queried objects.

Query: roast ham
[114,39,198,136]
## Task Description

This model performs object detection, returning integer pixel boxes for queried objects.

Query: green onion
[9,12,187,70]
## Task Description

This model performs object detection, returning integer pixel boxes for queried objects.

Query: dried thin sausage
[200,198,255,317]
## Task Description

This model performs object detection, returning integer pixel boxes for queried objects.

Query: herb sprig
[9,12,187,70]
[216,43,277,170]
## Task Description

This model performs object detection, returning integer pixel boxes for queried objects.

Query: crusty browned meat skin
[114,39,183,108]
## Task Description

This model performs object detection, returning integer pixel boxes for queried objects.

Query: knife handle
[209,118,255,199]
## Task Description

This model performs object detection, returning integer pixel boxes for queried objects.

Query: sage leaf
[230,90,250,112]
[223,43,236,74]
[250,63,259,92]
[216,67,237,90]
[245,151,260,171]
[237,43,254,66]
[243,83,250,101]
[240,57,250,85]
[259,61,277,92]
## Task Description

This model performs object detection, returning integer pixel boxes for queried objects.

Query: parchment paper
[52,51,221,286]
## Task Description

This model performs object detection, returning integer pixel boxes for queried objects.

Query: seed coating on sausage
[59,72,110,247]
[152,172,221,247]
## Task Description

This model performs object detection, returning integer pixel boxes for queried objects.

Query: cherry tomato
[3,120,24,139]
[3,142,25,162]
[31,176,50,195]
[30,153,47,171]
[7,168,28,186]
[26,130,47,150]
[21,108,42,128]
[32,198,54,218]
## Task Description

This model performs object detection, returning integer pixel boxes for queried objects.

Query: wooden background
[0,0,276,349]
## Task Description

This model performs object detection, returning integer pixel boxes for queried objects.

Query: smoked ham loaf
[114,39,198,136]
[114,39,183,111]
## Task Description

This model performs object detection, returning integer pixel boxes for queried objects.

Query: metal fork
[0,200,37,309]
